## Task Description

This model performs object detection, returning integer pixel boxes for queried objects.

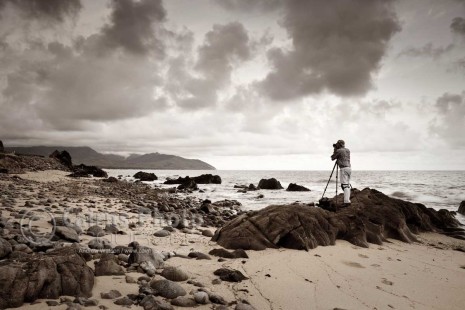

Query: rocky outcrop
[69,164,108,178]
[212,188,465,251]
[0,247,94,309]
[134,171,158,181]
[49,150,73,169]
[257,178,283,190]
[458,201,465,215]
[164,174,221,185]
[177,179,198,191]
[286,183,310,192]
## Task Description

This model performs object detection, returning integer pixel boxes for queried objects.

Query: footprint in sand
[343,261,365,268]
[382,278,394,285]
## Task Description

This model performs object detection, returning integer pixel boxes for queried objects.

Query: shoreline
[1,170,464,310]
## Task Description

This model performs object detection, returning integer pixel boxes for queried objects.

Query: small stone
[114,297,134,306]
[46,300,60,306]
[154,229,171,237]
[161,266,189,282]
[201,229,214,237]
[170,296,197,307]
[194,291,210,304]
[125,275,137,283]
[150,279,187,299]
[209,293,227,305]
[101,290,122,299]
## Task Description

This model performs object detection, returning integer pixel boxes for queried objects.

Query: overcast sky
[1,0,464,170]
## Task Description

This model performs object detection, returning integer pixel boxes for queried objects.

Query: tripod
[321,162,338,200]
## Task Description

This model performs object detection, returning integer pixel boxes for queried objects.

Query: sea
[106,169,465,224]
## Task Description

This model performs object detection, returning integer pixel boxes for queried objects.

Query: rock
[140,261,156,276]
[70,164,108,178]
[49,150,73,169]
[165,174,221,185]
[214,268,248,282]
[193,291,210,304]
[73,297,98,306]
[140,295,174,310]
[458,201,465,215]
[88,238,112,250]
[161,266,189,281]
[125,275,137,283]
[208,293,227,305]
[128,242,164,269]
[0,237,12,259]
[104,224,119,234]
[177,179,198,191]
[86,225,105,237]
[213,188,465,251]
[101,290,122,299]
[150,279,187,299]
[170,296,197,307]
[286,183,310,192]
[188,251,211,260]
[154,229,171,237]
[209,248,248,259]
[257,178,283,190]
[201,229,214,237]
[0,140,3,153]
[248,184,257,191]
[55,226,80,243]
[192,174,222,184]
[103,177,118,183]
[94,254,125,276]
[114,297,134,306]
[0,247,94,309]
[134,171,158,181]
[46,300,60,306]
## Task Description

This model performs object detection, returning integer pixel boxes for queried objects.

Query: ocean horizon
[106,169,465,225]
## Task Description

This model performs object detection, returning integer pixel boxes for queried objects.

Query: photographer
[331,140,351,206]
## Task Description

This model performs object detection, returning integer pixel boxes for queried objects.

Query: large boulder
[177,179,198,191]
[257,178,283,190]
[55,226,80,243]
[150,279,186,299]
[134,171,158,181]
[69,164,108,178]
[0,247,94,309]
[94,254,125,276]
[0,237,12,259]
[212,188,465,251]
[286,183,310,192]
[49,150,73,169]
[458,201,465,215]
[164,174,221,185]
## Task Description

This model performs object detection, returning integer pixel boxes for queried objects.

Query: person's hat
[333,140,345,148]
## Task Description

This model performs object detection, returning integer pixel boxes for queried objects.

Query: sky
[0,0,464,170]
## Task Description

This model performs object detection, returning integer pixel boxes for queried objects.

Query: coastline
[1,170,464,310]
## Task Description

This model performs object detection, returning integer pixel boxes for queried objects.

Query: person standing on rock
[331,140,351,206]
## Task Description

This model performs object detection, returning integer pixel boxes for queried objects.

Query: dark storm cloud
[451,17,465,35]
[101,0,166,55]
[0,0,81,22]
[168,22,252,110]
[0,0,169,131]
[214,0,281,12]
[257,0,401,100]
[430,92,465,146]
[397,43,455,59]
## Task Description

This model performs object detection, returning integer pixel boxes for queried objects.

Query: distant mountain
[5,146,215,170]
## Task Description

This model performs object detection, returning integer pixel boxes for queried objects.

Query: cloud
[214,0,281,12]
[0,0,82,22]
[256,0,401,100]
[451,17,465,35]
[100,0,167,55]
[0,0,169,132]
[397,43,455,59]
[166,22,252,110]
[430,92,465,146]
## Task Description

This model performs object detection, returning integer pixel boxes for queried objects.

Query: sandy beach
[1,170,465,310]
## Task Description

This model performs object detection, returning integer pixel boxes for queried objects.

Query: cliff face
[5,146,215,170]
